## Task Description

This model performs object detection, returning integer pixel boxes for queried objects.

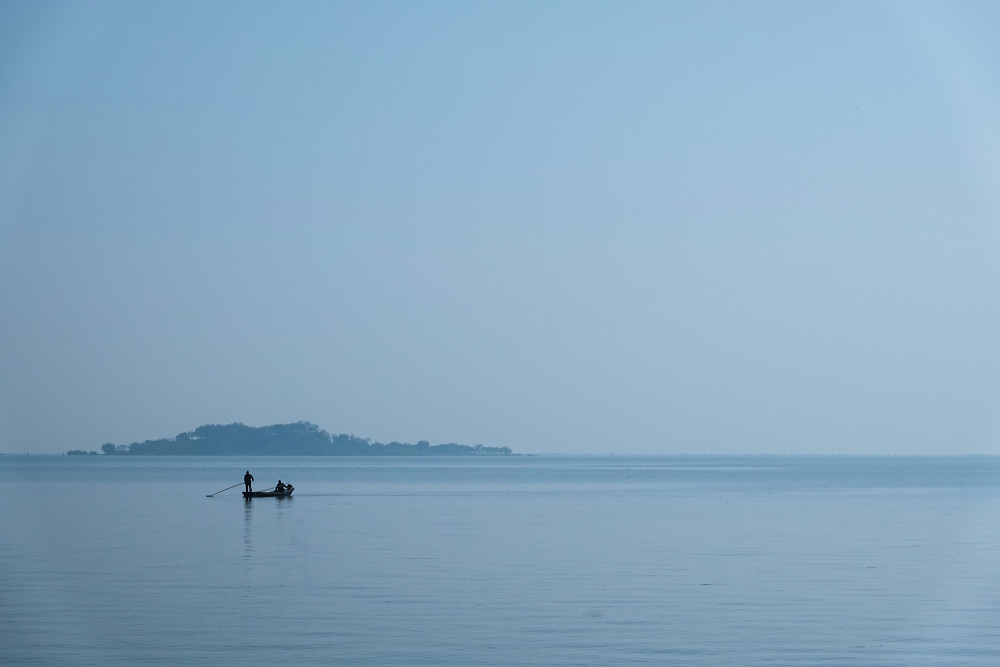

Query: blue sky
[2,1,999,453]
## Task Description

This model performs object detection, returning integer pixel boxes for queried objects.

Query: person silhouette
[244,470,254,493]
[275,480,286,494]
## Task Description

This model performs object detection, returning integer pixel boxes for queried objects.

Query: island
[84,421,513,456]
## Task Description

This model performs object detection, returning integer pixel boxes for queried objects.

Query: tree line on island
[67,421,513,456]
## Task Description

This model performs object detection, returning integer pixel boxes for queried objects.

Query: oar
[206,482,244,497]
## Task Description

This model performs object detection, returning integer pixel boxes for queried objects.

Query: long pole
[206,482,244,497]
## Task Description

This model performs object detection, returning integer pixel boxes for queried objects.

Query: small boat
[243,484,294,499]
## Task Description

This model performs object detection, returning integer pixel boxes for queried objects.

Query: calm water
[1,455,999,665]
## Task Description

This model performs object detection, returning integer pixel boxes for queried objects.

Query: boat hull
[243,487,293,498]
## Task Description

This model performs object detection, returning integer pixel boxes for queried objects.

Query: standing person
[244,470,254,493]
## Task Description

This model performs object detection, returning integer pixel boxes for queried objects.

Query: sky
[2,1,999,455]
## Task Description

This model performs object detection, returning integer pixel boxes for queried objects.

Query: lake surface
[2,455,999,665]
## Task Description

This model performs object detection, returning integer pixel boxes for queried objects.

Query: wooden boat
[243,484,293,499]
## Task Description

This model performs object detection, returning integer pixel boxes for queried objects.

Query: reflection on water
[243,499,254,558]
[242,494,295,556]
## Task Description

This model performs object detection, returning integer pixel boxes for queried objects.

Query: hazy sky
[2,1,999,454]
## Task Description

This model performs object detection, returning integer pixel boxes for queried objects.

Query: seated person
[275,480,286,493]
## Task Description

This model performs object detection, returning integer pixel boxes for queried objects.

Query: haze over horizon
[2,1,999,455]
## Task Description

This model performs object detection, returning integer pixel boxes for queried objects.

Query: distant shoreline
[67,421,514,457]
